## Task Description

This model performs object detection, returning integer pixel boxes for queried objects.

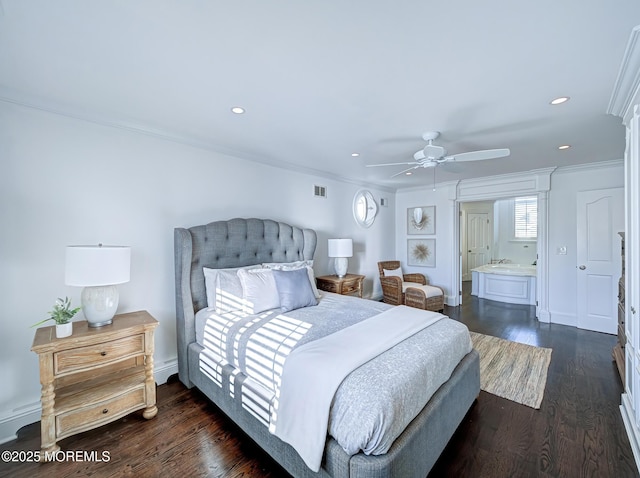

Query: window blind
[514,196,537,239]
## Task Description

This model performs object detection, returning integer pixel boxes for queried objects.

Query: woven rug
[470,332,552,409]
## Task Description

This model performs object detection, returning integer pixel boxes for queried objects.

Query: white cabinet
[609,24,640,471]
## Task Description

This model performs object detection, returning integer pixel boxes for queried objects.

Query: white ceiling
[2,1,639,190]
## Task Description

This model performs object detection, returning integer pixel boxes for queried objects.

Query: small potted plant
[32,297,81,338]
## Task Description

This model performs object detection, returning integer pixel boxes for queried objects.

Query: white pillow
[203,265,257,312]
[383,267,403,279]
[262,260,313,269]
[215,269,246,313]
[237,268,281,314]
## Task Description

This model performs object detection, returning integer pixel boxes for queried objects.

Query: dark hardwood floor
[2,283,637,477]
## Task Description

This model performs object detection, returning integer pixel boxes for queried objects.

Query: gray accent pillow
[272,268,318,312]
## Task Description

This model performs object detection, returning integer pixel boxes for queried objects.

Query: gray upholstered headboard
[174,218,317,386]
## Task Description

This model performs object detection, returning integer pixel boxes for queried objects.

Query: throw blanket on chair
[270,305,444,471]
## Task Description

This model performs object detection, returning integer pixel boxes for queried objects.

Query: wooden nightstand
[316,273,365,298]
[31,310,158,453]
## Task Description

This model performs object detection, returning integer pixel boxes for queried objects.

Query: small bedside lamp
[328,238,353,278]
[65,244,131,327]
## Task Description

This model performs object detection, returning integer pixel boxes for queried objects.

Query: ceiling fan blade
[390,165,421,178]
[366,161,418,168]
[447,148,510,162]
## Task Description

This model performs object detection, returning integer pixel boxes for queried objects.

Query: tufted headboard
[174,218,317,386]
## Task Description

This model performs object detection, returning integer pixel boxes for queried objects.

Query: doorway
[460,201,493,281]
[458,196,539,311]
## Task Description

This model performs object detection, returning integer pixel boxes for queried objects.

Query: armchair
[377,260,445,312]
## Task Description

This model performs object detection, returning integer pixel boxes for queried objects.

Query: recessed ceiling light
[550,96,570,105]
[351,153,360,157]
[558,145,571,150]
[231,106,245,114]
[405,172,412,176]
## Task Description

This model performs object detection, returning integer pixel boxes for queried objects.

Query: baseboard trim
[549,311,576,328]
[0,403,41,445]
[154,358,179,384]
[0,359,179,444]
[537,308,551,323]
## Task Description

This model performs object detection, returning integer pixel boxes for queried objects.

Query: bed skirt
[186,342,480,478]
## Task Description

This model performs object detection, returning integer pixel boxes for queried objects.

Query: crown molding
[0,91,395,194]
[554,158,623,174]
[608,25,640,124]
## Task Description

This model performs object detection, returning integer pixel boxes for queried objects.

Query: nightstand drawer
[316,274,365,298]
[56,386,146,438]
[342,282,359,294]
[319,282,340,293]
[54,334,145,374]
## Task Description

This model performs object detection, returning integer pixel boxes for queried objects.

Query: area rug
[469,332,552,409]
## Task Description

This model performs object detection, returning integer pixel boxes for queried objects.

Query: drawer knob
[100,351,107,356]
[102,409,109,414]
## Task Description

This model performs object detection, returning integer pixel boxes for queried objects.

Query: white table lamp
[328,238,353,278]
[65,244,131,327]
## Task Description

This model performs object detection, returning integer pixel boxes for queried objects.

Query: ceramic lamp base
[334,257,348,278]
[81,285,118,327]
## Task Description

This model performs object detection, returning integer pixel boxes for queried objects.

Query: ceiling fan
[367,131,510,178]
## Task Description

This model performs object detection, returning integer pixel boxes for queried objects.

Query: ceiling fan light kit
[366,130,510,178]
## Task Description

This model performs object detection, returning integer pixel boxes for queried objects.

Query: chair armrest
[403,273,426,285]
[380,276,403,305]
[380,276,403,289]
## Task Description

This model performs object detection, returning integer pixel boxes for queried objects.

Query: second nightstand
[316,273,365,298]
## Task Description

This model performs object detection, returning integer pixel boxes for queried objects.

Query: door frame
[450,168,555,321]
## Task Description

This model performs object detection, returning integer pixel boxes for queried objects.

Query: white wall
[395,161,624,320]
[547,162,624,327]
[395,184,456,302]
[0,102,395,441]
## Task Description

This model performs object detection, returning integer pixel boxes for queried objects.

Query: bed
[174,218,480,478]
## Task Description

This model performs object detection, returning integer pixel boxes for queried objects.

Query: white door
[467,213,490,273]
[576,188,624,334]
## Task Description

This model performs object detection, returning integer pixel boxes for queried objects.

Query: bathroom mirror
[353,189,378,228]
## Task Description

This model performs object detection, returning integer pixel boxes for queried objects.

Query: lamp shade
[65,245,131,286]
[328,239,353,258]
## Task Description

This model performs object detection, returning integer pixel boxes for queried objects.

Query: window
[353,190,378,228]
[514,196,537,239]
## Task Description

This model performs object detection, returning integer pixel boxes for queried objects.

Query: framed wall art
[407,206,435,235]
[407,238,436,267]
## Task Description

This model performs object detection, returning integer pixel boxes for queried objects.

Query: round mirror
[353,190,378,228]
